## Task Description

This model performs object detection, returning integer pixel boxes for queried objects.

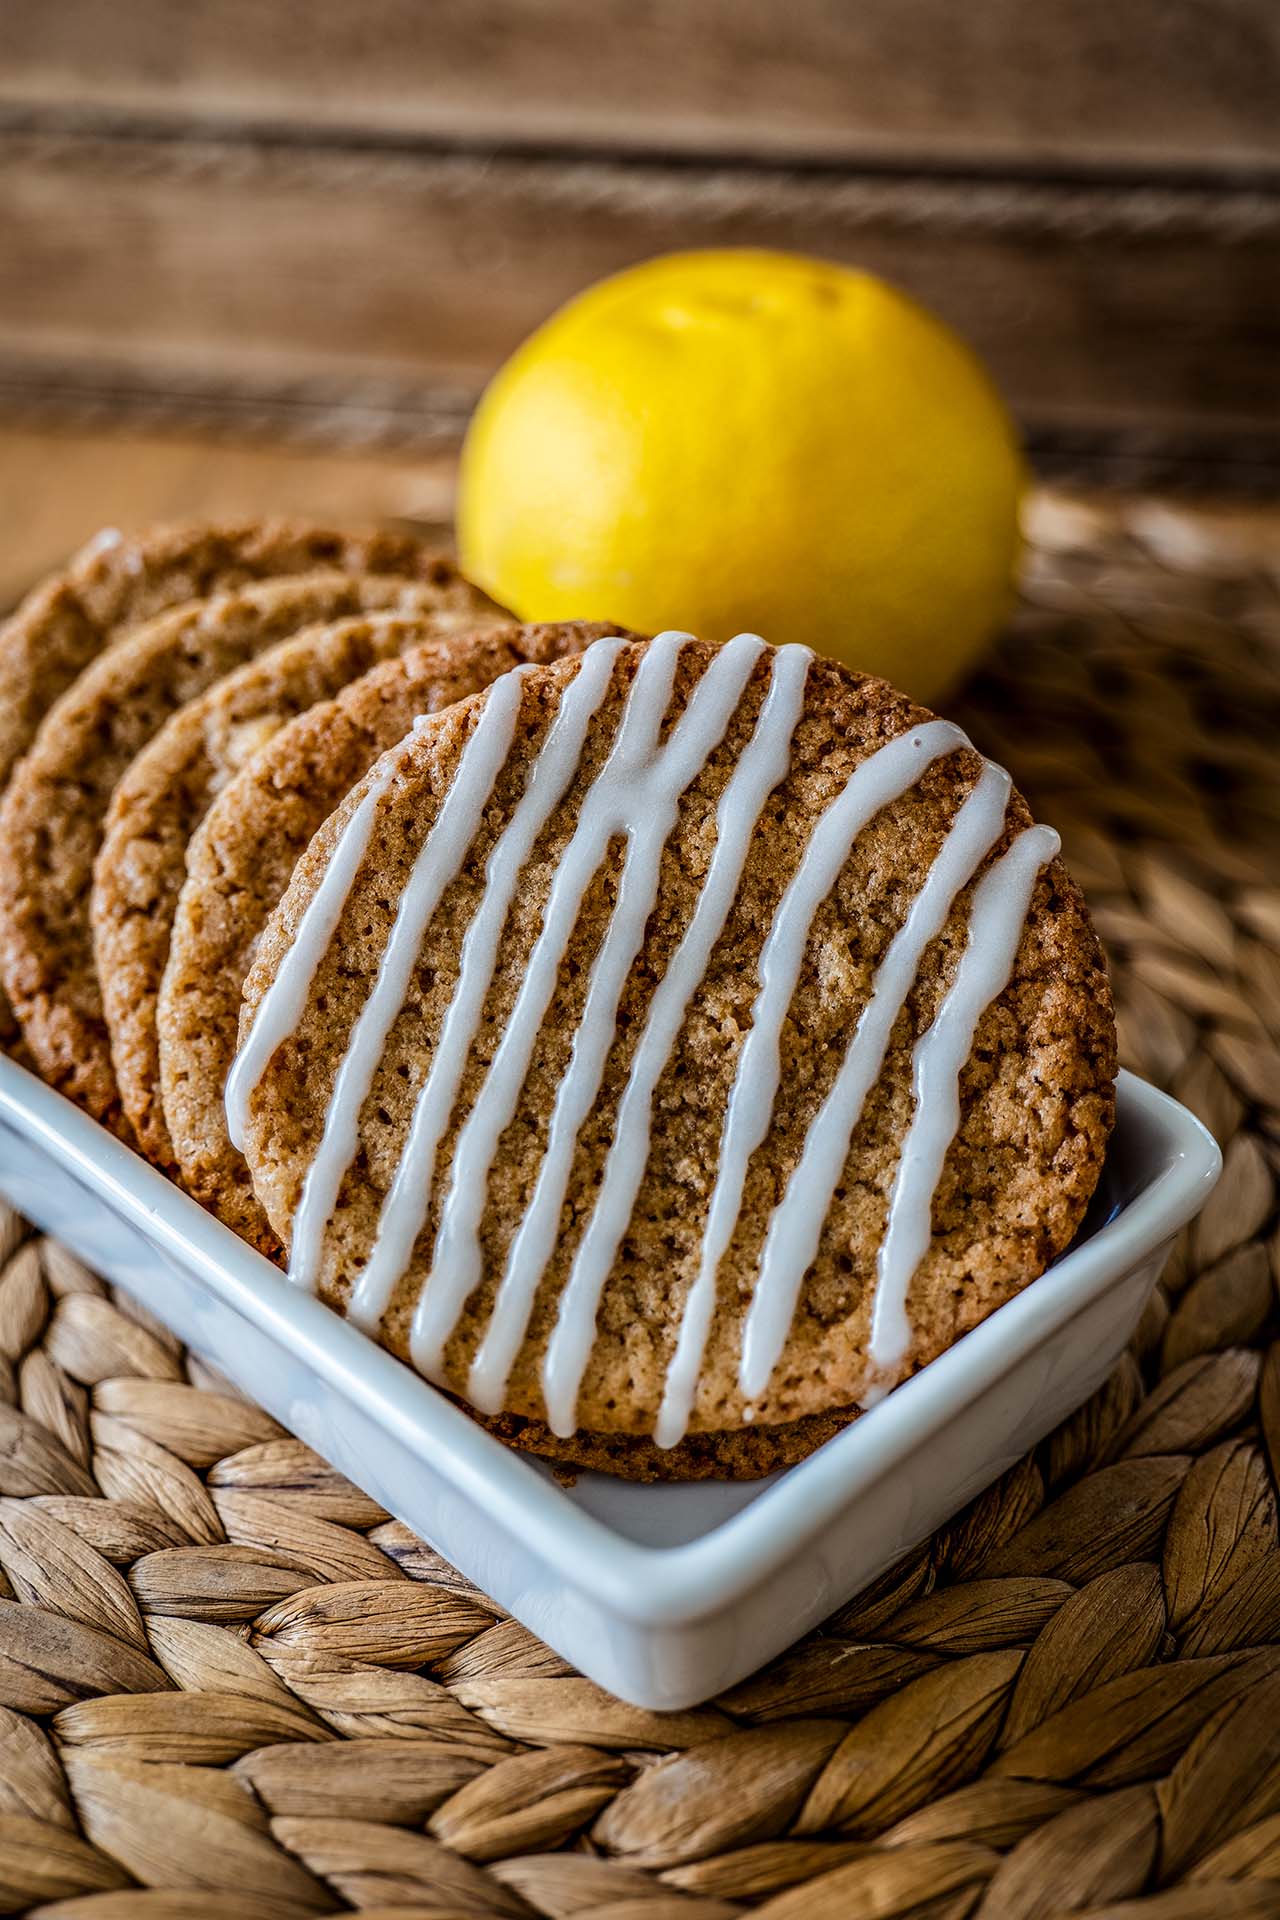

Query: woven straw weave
[1,490,1278,1919]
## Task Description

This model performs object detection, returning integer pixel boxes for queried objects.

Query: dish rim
[0,1055,1219,1626]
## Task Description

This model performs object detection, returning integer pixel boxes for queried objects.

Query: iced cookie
[233,635,1116,1479]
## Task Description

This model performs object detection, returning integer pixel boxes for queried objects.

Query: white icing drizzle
[529,642,813,1436]
[734,758,1013,1409]
[656,718,969,1443]
[286,670,527,1294]
[347,635,625,1335]
[224,721,428,1154]
[236,627,1065,1449]
[867,820,1060,1373]
[417,629,764,1390]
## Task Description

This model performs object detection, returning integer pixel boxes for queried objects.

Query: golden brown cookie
[0,568,494,1130]
[159,621,628,1249]
[234,636,1116,1480]
[92,599,511,1165]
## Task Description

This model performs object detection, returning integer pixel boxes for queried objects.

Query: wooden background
[1,0,1278,500]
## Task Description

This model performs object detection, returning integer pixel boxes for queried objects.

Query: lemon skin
[458,249,1025,701]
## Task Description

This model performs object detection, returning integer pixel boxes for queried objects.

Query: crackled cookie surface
[234,636,1115,1477]
[159,621,624,1247]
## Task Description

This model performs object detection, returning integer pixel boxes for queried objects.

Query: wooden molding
[0,127,1276,472]
[2,0,1278,176]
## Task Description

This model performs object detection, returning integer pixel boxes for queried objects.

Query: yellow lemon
[458,249,1024,700]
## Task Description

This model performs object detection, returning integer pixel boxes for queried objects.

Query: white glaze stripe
[287,672,526,1294]
[411,632,687,1379]
[523,643,813,1434]
[419,630,763,1388]
[347,638,625,1335]
[735,758,1013,1408]
[659,718,971,1439]
[868,821,1061,1373]
[224,724,425,1154]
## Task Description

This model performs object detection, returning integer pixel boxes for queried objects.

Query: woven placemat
[1,491,1278,1920]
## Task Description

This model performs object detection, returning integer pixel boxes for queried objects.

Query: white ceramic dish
[0,1054,1218,1708]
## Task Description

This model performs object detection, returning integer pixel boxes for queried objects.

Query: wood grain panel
[0,131,1276,456]
[1,0,1278,175]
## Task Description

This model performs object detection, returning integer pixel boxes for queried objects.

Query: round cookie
[0,567,497,1130]
[235,637,1116,1481]
[93,600,512,1165]
[159,621,628,1250]
[0,518,463,794]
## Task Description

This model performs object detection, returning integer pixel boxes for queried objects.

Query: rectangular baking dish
[0,1055,1219,1708]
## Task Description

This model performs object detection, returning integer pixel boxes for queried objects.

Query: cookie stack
[0,522,1116,1479]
